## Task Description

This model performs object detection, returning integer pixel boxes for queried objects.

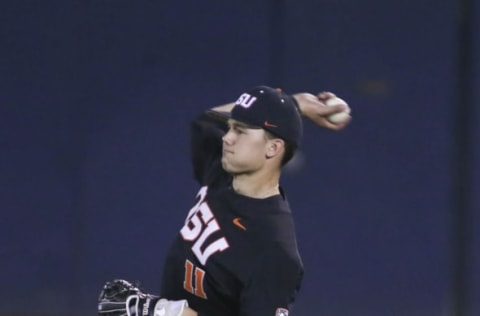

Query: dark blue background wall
[1,1,479,315]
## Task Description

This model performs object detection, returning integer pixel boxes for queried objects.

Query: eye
[231,125,244,134]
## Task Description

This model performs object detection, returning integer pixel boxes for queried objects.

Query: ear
[265,138,285,159]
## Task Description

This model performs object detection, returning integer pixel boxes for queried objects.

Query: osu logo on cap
[235,93,257,108]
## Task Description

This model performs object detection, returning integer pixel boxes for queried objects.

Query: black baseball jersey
[160,113,304,316]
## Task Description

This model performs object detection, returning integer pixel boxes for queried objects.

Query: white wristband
[154,298,188,316]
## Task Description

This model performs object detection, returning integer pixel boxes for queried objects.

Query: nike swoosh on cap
[264,121,278,128]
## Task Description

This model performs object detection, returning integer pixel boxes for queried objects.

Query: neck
[232,168,281,199]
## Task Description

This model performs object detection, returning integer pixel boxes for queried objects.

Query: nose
[222,128,234,145]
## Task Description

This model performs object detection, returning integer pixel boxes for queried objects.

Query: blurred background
[1,0,479,315]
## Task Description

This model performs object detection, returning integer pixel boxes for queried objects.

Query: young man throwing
[98,86,351,316]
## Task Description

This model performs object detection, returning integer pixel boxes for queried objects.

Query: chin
[221,158,241,175]
[221,158,232,172]
[222,164,235,174]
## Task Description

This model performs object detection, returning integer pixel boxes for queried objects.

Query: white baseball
[325,97,351,124]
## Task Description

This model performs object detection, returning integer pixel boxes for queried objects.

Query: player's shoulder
[253,239,304,276]
[244,214,299,263]
[208,186,298,242]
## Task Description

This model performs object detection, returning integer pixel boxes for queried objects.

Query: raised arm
[211,90,352,131]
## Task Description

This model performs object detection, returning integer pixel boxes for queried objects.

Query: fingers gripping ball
[325,97,351,124]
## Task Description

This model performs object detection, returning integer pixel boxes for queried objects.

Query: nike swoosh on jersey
[233,217,247,230]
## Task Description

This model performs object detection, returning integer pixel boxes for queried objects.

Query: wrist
[124,295,188,316]
[153,298,189,316]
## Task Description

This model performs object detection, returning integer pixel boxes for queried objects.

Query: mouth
[222,148,233,155]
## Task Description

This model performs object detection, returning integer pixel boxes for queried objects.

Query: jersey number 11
[184,259,207,299]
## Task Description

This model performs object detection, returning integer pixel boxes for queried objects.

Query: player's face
[221,119,270,174]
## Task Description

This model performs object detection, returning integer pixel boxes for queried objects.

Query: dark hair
[281,142,297,166]
[264,130,297,167]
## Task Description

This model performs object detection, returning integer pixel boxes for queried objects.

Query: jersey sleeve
[190,112,229,186]
[239,243,304,316]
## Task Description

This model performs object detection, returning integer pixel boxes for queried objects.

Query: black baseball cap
[209,85,303,147]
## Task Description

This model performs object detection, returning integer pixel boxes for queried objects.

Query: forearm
[210,93,339,118]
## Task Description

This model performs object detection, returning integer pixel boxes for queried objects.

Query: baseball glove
[98,279,158,315]
[97,279,188,316]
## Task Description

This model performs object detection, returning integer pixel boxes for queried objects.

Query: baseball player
[98,86,351,316]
